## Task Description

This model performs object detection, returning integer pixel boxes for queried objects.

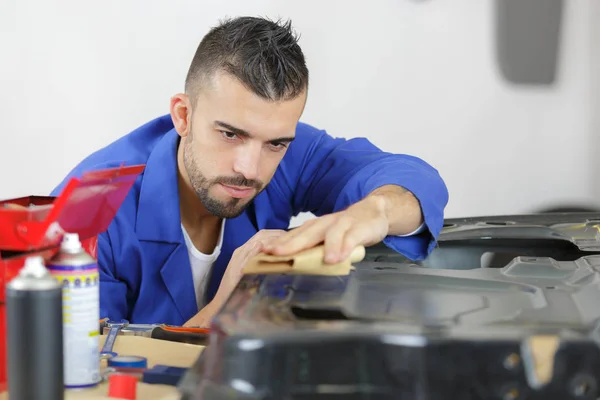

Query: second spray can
[47,233,101,388]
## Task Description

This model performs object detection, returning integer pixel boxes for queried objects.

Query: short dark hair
[185,16,309,103]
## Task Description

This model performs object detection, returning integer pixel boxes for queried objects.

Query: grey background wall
[1,0,599,226]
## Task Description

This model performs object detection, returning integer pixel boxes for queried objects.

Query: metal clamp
[100,319,129,359]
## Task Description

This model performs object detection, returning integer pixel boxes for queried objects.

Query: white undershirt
[181,219,226,310]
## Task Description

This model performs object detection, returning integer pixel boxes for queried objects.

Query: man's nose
[232,143,261,181]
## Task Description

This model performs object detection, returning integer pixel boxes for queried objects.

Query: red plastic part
[0,304,4,393]
[108,373,138,399]
[0,164,145,252]
[0,164,145,395]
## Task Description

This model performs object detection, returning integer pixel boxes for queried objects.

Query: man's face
[182,72,307,218]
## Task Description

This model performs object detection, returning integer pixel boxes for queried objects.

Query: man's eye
[220,131,237,140]
[269,142,287,151]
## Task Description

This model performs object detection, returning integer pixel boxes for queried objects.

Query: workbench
[0,335,204,399]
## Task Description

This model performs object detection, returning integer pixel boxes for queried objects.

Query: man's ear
[170,93,192,138]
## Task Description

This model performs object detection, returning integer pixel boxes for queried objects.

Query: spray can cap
[20,256,48,279]
[61,233,82,252]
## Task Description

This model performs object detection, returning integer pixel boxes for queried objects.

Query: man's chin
[215,205,249,219]
[202,196,252,219]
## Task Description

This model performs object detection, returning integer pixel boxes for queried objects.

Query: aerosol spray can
[47,233,101,388]
[7,255,64,400]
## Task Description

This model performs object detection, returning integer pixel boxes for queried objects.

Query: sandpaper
[243,244,366,276]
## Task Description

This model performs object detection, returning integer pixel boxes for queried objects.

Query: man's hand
[215,229,286,301]
[264,185,423,264]
[263,198,387,264]
[183,229,285,327]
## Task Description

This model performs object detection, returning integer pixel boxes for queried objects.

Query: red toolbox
[0,164,144,392]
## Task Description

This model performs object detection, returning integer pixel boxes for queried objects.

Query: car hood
[179,213,600,399]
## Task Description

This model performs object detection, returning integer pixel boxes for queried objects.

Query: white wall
[1,0,599,221]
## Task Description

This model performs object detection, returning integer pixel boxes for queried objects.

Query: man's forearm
[183,297,222,327]
[367,184,424,236]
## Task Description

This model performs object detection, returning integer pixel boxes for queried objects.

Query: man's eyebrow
[215,121,251,138]
[215,120,295,144]
[271,136,295,144]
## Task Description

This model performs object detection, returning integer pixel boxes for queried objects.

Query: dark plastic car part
[365,212,600,269]
[178,213,600,399]
[179,257,600,399]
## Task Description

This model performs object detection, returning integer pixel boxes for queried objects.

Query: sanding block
[243,244,366,276]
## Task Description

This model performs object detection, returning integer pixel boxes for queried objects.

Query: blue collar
[135,127,183,243]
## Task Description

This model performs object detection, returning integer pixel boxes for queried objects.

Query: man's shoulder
[278,121,349,172]
[281,121,329,162]
[294,121,326,143]
[51,115,175,195]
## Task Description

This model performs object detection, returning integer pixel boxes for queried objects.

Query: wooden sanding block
[243,244,366,276]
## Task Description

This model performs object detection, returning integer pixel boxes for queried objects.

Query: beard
[182,132,264,219]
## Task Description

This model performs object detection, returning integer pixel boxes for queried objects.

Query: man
[51,16,449,326]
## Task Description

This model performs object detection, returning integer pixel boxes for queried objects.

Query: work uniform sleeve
[287,125,448,260]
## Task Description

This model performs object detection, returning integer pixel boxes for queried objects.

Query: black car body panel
[178,214,600,399]
[366,212,600,269]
